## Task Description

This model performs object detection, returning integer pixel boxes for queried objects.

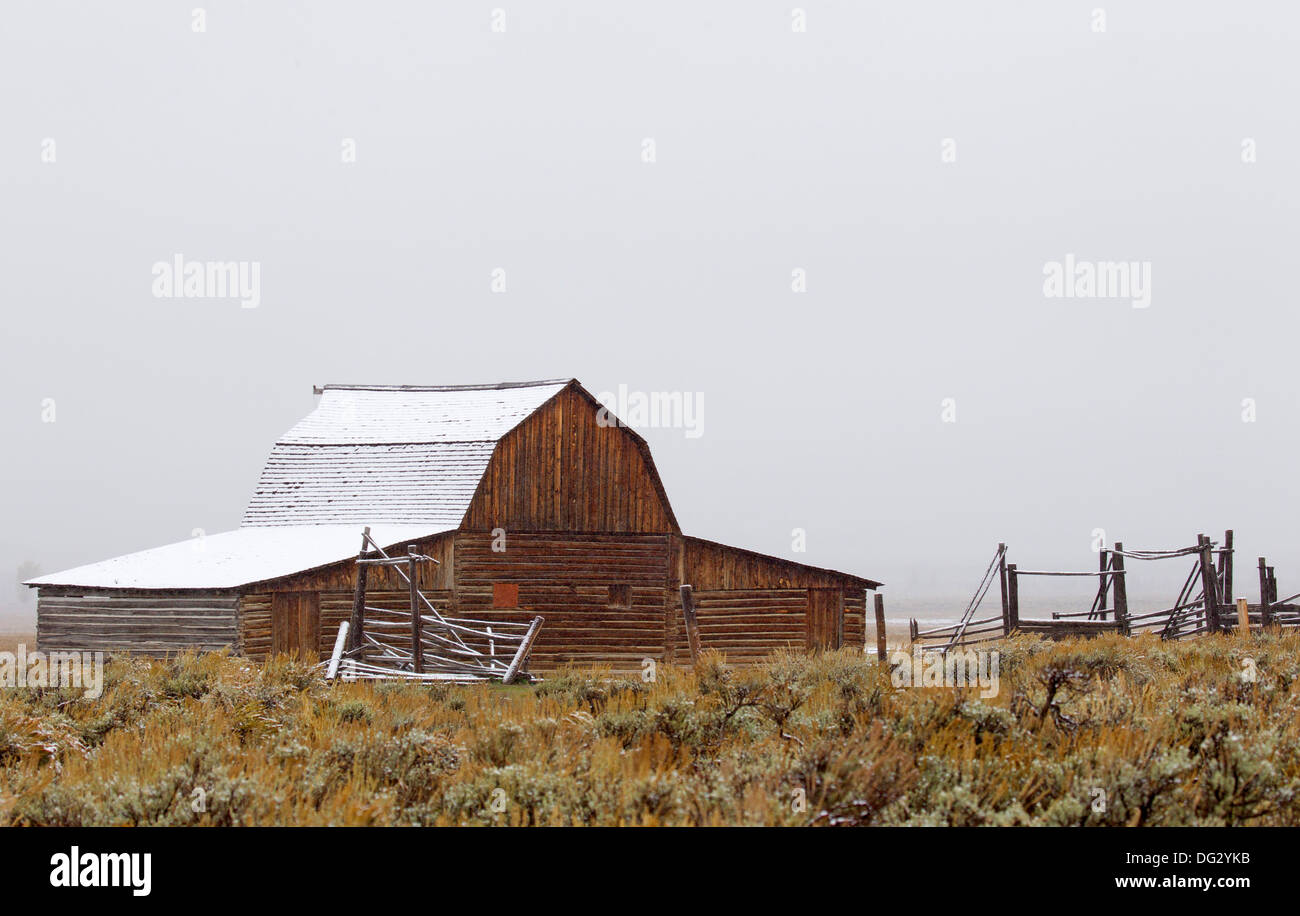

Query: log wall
[681,536,863,589]
[844,592,867,650]
[36,591,239,656]
[453,531,670,671]
[668,588,810,665]
[240,589,455,662]
[37,533,872,668]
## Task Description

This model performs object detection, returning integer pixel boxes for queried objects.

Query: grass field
[1,632,1297,825]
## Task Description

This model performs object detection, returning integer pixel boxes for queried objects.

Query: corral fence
[908,530,1299,652]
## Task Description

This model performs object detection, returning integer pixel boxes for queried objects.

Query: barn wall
[227,529,869,668]
[667,588,810,665]
[36,590,239,656]
[664,536,871,661]
[257,532,455,593]
[680,536,863,590]
[844,592,867,651]
[236,532,455,660]
[461,386,676,533]
[453,531,670,671]
[239,589,455,662]
[664,587,867,663]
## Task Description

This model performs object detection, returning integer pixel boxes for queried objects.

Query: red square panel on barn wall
[493,583,519,608]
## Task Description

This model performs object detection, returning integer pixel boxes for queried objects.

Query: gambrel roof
[242,380,571,527]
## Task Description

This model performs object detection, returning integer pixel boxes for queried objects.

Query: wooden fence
[907,530,1300,651]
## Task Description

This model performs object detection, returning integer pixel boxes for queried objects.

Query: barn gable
[461,383,679,534]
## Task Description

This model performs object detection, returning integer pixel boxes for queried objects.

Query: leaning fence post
[679,584,701,665]
[502,616,544,685]
[408,545,423,674]
[998,543,1010,633]
[1198,535,1219,632]
[1006,564,1019,632]
[348,526,372,652]
[326,621,350,680]
[1259,557,1272,628]
[1111,542,1128,635]
[874,593,887,663]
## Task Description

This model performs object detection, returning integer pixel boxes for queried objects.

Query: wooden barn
[28,379,878,670]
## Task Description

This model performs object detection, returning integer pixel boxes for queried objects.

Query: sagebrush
[2,632,1298,825]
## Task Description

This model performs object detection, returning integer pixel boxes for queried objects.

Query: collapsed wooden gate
[323,528,544,684]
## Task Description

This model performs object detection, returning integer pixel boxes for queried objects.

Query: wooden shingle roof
[242,380,571,527]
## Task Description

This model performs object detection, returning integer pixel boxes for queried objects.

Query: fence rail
[905,530,1300,653]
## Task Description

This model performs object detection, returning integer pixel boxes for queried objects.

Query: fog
[3,2,1297,627]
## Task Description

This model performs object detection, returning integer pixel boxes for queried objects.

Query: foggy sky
[3,2,1298,625]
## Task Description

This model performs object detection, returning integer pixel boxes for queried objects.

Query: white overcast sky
[3,2,1298,623]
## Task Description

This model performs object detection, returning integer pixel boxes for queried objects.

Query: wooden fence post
[348,527,371,652]
[679,584,701,666]
[502,616,544,685]
[1097,547,1110,618]
[1236,597,1250,635]
[1259,557,1271,628]
[1111,542,1128,634]
[998,543,1009,633]
[1222,530,1234,613]
[1198,535,1219,632]
[874,593,887,663]
[408,545,423,674]
[326,621,350,680]
[1006,564,1019,632]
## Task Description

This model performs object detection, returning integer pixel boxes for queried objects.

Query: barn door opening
[805,588,844,651]
[272,591,321,659]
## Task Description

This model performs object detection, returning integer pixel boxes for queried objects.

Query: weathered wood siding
[668,588,810,665]
[237,533,455,660]
[36,591,239,655]
[254,533,455,593]
[461,386,676,533]
[453,531,670,670]
[665,535,871,662]
[844,592,867,650]
[239,588,457,662]
[806,588,843,650]
[680,536,860,589]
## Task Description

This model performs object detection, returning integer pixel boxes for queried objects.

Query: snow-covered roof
[31,380,574,590]
[282,381,572,444]
[243,380,571,527]
[26,525,450,591]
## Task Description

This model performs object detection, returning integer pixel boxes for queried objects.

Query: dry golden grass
[1,632,1298,825]
[0,634,34,655]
